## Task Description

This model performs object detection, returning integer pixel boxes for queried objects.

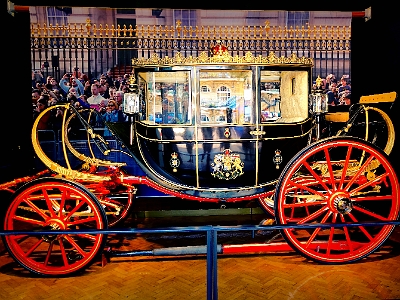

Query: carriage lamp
[309,75,328,141]
[309,75,328,114]
[123,74,140,114]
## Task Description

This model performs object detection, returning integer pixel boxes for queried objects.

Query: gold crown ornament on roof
[211,40,228,57]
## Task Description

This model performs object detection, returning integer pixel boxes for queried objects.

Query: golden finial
[265,20,270,35]
[85,18,92,35]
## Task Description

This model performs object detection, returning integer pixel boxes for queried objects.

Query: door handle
[249,129,265,136]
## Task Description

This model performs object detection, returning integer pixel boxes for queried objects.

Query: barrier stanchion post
[213,228,218,300]
[206,227,218,300]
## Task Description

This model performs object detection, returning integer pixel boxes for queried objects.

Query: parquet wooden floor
[0,215,399,300]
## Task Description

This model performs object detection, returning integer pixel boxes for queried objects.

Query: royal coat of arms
[211,149,244,180]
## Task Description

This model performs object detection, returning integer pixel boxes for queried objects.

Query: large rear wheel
[2,177,108,276]
[275,137,399,264]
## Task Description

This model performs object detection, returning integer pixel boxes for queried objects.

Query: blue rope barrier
[1,221,399,236]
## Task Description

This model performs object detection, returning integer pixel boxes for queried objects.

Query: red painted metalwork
[13,5,30,12]
[352,11,366,18]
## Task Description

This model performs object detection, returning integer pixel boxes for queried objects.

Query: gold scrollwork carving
[132,51,313,67]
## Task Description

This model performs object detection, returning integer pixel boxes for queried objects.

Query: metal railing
[1,221,398,300]
[31,20,351,82]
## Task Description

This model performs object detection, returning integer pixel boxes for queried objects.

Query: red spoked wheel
[1,177,108,276]
[275,137,399,264]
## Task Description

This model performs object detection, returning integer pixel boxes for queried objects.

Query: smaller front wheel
[2,177,108,276]
[275,137,399,264]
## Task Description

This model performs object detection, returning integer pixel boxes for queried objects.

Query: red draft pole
[14,6,30,13]
[352,7,372,21]
[7,1,30,16]
[352,11,366,18]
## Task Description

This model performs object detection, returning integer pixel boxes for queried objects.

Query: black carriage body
[110,53,314,199]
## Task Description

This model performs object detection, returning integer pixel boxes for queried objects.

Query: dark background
[3,0,399,182]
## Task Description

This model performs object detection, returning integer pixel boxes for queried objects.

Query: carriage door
[196,68,258,188]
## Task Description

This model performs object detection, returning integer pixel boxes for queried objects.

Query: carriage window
[261,71,281,121]
[261,70,309,123]
[137,71,191,124]
[201,85,210,92]
[199,70,253,124]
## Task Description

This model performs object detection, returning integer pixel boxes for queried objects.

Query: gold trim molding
[132,52,313,67]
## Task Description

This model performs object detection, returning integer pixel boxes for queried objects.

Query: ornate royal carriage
[1,45,399,276]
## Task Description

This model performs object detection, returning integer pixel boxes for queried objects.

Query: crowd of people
[321,73,352,106]
[31,68,131,133]
[31,68,352,135]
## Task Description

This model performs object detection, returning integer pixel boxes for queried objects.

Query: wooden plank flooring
[0,215,399,300]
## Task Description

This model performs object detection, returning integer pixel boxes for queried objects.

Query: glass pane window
[201,85,210,93]
[286,11,310,28]
[217,86,231,103]
[260,70,309,123]
[173,9,196,28]
[138,71,191,125]
[46,7,68,26]
[117,9,136,14]
[199,70,253,124]
[261,71,281,121]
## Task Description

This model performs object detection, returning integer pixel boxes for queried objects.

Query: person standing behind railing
[114,75,123,90]
[324,74,337,92]
[326,83,339,106]
[47,98,64,132]
[32,70,45,89]
[87,83,106,111]
[108,86,117,101]
[66,90,90,109]
[83,80,92,98]
[59,73,84,97]
[72,67,88,85]
[114,90,124,110]
[104,69,115,88]
[337,75,351,94]
[33,95,51,130]
[77,94,90,109]
[32,88,41,107]
[96,100,126,137]
[47,77,62,95]
[98,83,110,100]
[337,75,351,106]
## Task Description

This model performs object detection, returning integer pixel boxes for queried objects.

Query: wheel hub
[333,196,353,214]
[42,219,67,242]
